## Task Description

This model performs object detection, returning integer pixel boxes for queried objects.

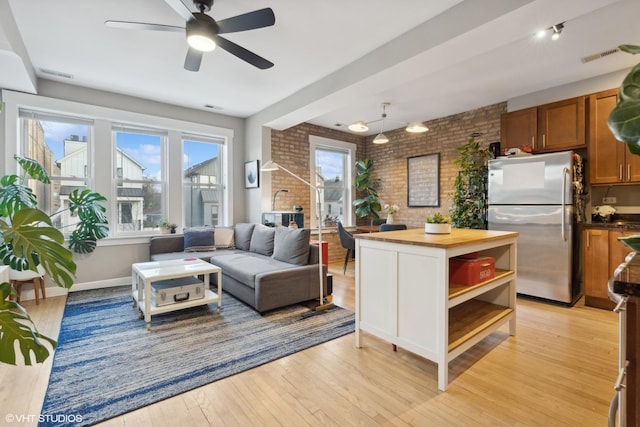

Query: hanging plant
[450,137,489,229]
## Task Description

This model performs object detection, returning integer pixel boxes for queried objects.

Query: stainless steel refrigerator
[487,151,581,304]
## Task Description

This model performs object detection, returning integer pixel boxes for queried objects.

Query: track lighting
[348,102,428,143]
[535,22,565,41]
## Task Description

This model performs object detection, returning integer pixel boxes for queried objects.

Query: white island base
[355,228,518,391]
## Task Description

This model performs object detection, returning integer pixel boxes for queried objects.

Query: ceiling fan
[105,0,275,71]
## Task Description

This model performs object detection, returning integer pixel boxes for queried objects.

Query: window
[113,126,165,233]
[183,137,223,227]
[19,110,93,232]
[309,136,356,227]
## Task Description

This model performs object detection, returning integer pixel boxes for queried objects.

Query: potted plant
[0,155,109,365]
[158,219,177,234]
[449,137,489,229]
[383,203,399,224]
[353,158,382,222]
[425,212,452,234]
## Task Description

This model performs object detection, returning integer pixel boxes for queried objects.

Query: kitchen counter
[354,227,519,249]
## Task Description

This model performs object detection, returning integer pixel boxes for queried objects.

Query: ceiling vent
[581,48,620,63]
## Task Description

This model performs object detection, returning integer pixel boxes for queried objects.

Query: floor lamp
[261,160,334,311]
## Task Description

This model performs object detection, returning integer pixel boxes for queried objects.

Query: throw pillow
[183,228,215,252]
[234,223,255,251]
[249,224,276,256]
[213,226,235,249]
[272,226,310,265]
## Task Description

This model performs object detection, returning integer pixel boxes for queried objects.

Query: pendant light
[348,102,428,143]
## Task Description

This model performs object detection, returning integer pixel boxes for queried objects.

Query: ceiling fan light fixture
[186,13,218,52]
[373,133,389,144]
[406,121,429,133]
[348,121,369,132]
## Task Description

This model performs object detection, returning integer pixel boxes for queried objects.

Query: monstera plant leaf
[609,45,640,153]
[0,282,56,365]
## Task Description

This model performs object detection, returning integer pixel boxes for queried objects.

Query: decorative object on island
[608,44,640,152]
[0,155,109,365]
[244,160,260,188]
[353,158,382,221]
[425,212,452,234]
[592,205,617,223]
[383,203,399,224]
[407,153,440,207]
[450,135,489,229]
[261,160,333,311]
[348,102,429,144]
[158,219,178,234]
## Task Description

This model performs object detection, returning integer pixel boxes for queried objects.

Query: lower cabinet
[584,228,640,309]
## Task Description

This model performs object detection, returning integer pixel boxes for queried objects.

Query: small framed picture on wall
[244,160,260,189]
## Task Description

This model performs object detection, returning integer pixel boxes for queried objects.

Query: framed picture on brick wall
[244,160,259,189]
[407,153,439,207]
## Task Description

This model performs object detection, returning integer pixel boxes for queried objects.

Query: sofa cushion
[272,226,310,265]
[184,227,215,252]
[210,251,296,289]
[234,223,255,251]
[214,226,235,249]
[249,224,275,256]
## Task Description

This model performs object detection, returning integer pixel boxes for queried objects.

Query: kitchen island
[355,227,518,391]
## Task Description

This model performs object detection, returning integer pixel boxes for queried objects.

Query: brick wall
[269,102,506,263]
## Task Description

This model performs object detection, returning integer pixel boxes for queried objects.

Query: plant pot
[425,223,451,234]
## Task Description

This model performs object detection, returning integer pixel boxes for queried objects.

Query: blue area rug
[39,286,354,426]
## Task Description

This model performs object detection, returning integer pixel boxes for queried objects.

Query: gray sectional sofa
[149,223,330,312]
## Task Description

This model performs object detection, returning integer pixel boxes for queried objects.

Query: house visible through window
[183,137,223,227]
[19,110,92,232]
[113,126,165,233]
[310,136,355,227]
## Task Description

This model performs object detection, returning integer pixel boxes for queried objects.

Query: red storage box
[449,256,495,286]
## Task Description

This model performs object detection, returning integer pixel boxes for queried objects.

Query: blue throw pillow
[184,228,215,252]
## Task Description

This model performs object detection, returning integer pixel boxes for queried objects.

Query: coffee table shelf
[131,258,222,330]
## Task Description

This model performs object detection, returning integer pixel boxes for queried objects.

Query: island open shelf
[355,228,518,391]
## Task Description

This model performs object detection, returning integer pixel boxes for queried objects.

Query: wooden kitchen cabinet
[537,96,586,152]
[500,107,537,152]
[584,227,640,309]
[584,228,611,309]
[588,88,640,184]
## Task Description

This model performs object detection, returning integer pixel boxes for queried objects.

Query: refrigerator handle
[562,167,569,242]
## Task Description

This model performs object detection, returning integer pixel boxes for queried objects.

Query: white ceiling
[1,0,639,136]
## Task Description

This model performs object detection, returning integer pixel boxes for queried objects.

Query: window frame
[309,135,356,228]
[2,90,235,242]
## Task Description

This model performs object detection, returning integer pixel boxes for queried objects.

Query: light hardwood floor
[0,261,620,426]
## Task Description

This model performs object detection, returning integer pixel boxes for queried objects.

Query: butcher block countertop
[354,227,519,249]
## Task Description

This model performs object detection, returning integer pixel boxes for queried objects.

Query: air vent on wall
[581,48,620,63]
[39,68,74,79]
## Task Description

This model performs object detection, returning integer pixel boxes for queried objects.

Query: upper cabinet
[500,96,586,154]
[500,107,537,152]
[588,88,640,184]
[537,96,586,152]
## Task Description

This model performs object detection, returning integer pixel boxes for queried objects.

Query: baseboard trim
[17,277,130,302]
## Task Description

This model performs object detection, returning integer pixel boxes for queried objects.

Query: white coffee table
[131,258,222,330]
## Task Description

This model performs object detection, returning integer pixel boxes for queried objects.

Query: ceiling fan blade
[162,0,194,22]
[184,47,203,72]
[217,36,273,69]
[217,8,275,34]
[105,20,184,33]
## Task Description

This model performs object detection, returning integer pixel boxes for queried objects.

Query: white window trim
[2,89,234,238]
[309,135,356,228]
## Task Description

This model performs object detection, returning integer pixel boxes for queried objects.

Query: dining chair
[379,224,408,232]
[337,221,356,274]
